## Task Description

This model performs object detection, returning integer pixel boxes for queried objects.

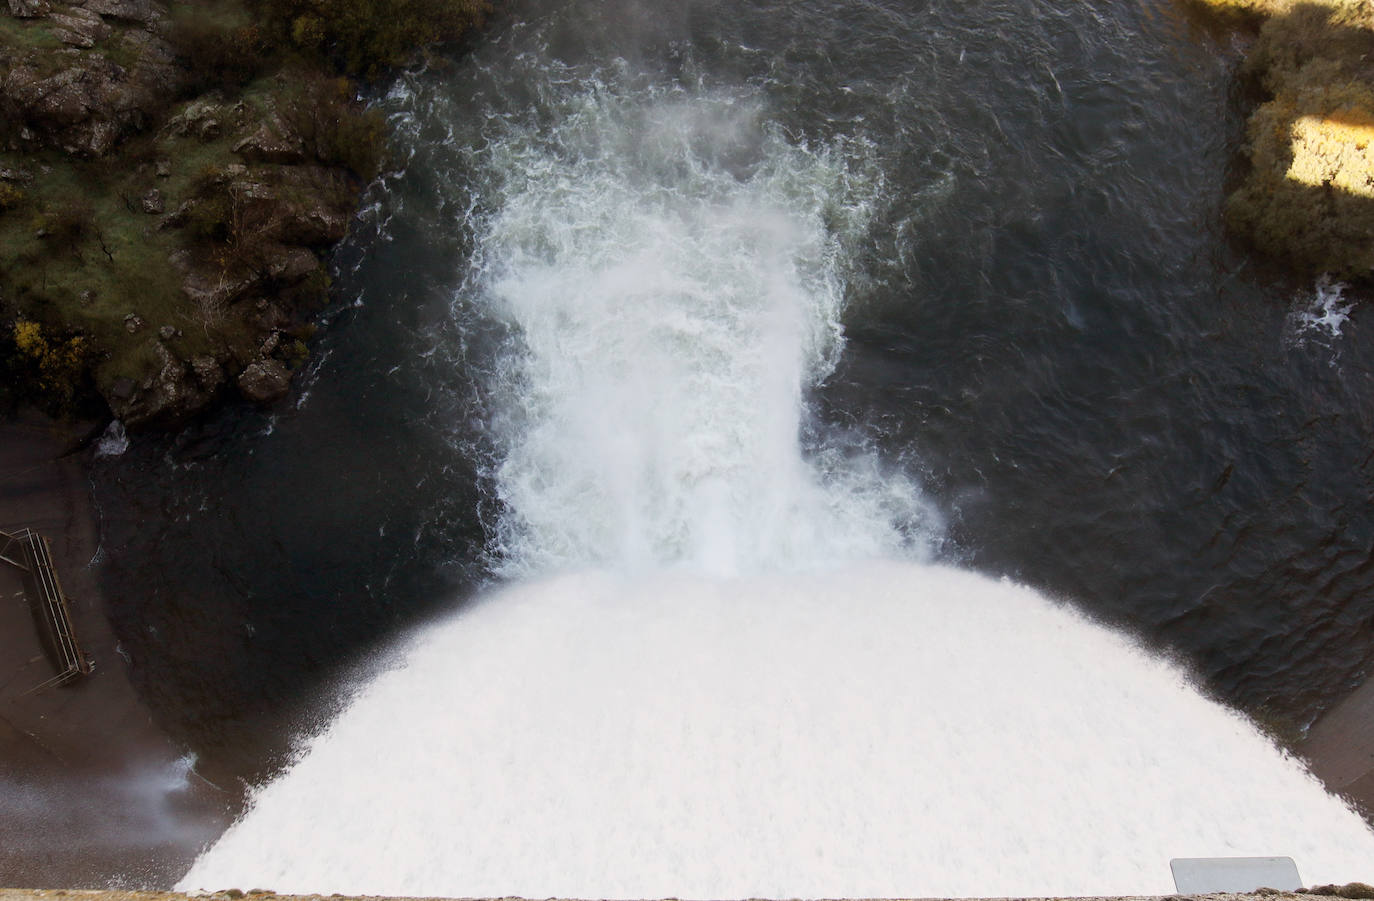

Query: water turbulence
[179,63,1374,900]
[477,81,932,576]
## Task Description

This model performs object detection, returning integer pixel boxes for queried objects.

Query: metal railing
[1,527,94,690]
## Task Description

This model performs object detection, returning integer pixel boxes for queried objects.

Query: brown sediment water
[1302,675,1374,821]
[0,413,229,889]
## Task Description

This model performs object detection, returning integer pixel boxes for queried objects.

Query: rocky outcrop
[1187,0,1374,280]
[48,6,111,47]
[1227,82,1374,277]
[7,0,51,18]
[79,0,159,22]
[236,357,290,402]
[1,2,180,156]
[1,0,372,427]
[106,342,224,427]
[234,117,310,165]
[160,93,240,140]
[210,164,354,247]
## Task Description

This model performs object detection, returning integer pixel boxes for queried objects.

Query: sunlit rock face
[1286,114,1374,198]
[1227,78,1374,278]
[1187,0,1374,278]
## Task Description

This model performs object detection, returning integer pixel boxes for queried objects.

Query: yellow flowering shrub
[10,319,90,405]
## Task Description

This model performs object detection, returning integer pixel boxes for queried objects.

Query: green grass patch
[0,16,66,52]
[0,143,238,395]
[0,0,474,416]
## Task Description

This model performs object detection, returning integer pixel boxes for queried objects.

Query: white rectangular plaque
[1170,856,1302,893]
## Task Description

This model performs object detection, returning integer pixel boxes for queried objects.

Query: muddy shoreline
[1301,674,1374,823]
[0,413,227,888]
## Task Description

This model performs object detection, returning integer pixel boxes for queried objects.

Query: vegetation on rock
[254,0,491,78]
[0,0,491,426]
[7,317,93,412]
[1184,0,1374,280]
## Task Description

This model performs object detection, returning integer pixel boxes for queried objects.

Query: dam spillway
[174,567,1374,899]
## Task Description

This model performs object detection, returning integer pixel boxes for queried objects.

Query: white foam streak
[472,83,932,575]
[95,419,130,457]
[1289,275,1356,348]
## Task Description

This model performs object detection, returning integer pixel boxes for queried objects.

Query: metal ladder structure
[1,527,94,690]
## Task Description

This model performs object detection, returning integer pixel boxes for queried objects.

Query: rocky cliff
[0,0,388,427]
[1186,0,1374,280]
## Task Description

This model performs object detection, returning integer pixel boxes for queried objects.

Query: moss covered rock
[1189,0,1374,280]
[1227,75,1374,277]
[0,0,403,425]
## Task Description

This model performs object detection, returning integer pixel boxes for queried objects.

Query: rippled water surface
[94,0,1373,805]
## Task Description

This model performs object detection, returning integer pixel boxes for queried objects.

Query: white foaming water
[95,419,130,457]
[180,565,1374,898]
[473,82,935,576]
[1289,275,1357,347]
[179,80,1374,897]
